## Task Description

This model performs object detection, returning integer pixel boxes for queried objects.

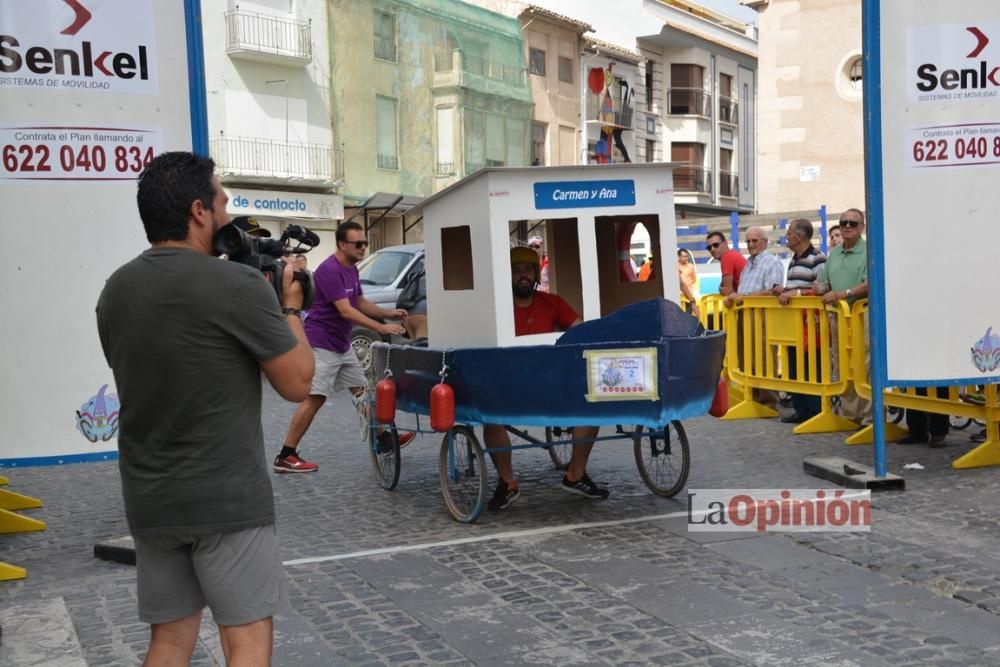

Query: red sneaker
[398,431,416,449]
[273,453,319,473]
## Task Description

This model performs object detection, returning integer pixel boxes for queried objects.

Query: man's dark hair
[707,231,726,243]
[790,218,814,240]
[828,224,841,235]
[336,221,364,244]
[136,152,217,243]
[841,208,866,225]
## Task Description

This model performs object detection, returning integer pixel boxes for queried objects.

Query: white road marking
[283,490,870,566]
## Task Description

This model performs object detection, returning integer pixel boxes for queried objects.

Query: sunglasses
[706,242,722,250]
[839,219,861,228]
[344,240,369,248]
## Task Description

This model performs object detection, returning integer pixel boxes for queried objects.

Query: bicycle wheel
[370,422,401,491]
[438,425,487,523]
[633,422,690,498]
[545,427,572,470]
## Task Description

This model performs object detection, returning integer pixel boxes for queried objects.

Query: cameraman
[274,221,415,473]
[96,152,314,664]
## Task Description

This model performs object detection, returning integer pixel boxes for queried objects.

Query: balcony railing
[432,50,528,97]
[668,88,711,117]
[719,170,739,197]
[210,136,339,185]
[673,166,712,194]
[225,8,312,66]
[719,96,739,124]
[436,162,455,175]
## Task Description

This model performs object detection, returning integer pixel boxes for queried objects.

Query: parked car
[350,243,424,367]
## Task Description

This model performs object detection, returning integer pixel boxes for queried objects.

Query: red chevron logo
[967,26,989,58]
[60,0,92,36]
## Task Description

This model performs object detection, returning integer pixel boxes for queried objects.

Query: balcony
[225,8,312,67]
[719,96,739,125]
[432,50,530,101]
[719,170,739,198]
[673,166,712,194]
[668,88,711,117]
[211,136,340,188]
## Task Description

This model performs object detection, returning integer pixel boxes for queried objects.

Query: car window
[403,256,424,282]
[358,250,413,286]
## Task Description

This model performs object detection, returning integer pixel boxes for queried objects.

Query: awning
[344,191,425,241]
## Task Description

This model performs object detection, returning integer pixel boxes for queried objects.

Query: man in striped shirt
[776,219,826,423]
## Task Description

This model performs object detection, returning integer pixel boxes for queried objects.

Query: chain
[383,344,393,379]
[439,348,451,381]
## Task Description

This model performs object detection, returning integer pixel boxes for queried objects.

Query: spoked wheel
[633,422,690,498]
[438,425,487,523]
[371,424,401,491]
[545,427,572,471]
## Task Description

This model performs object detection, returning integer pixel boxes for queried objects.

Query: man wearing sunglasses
[816,209,871,426]
[706,231,747,297]
[274,221,413,473]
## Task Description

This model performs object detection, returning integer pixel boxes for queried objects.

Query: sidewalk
[2,389,999,665]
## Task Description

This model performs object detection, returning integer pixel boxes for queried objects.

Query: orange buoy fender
[708,377,729,418]
[430,382,455,432]
[375,377,396,424]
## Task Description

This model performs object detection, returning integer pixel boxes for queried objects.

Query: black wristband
[282,307,302,318]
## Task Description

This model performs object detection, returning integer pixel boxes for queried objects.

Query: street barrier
[720,295,858,433]
[699,294,744,406]
[0,478,45,581]
[844,300,1000,469]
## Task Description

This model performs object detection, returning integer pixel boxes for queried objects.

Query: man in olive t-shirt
[96,152,314,665]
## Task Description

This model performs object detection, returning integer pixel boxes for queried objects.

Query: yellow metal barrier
[722,296,858,433]
[699,294,745,406]
[845,300,1000,468]
[0,478,45,581]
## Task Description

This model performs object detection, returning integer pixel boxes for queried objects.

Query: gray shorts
[134,524,285,626]
[311,347,367,397]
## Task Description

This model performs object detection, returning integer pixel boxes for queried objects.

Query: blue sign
[533,180,636,209]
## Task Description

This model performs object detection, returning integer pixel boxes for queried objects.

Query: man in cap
[230,215,271,237]
[482,246,609,511]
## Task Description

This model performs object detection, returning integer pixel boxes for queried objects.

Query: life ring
[616,222,638,282]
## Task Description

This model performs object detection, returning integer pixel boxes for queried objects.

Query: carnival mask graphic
[601,364,624,388]
[76,384,120,442]
[971,327,1000,373]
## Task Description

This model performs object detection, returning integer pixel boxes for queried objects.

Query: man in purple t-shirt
[274,221,412,473]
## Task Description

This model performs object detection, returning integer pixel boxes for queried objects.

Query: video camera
[213,223,318,309]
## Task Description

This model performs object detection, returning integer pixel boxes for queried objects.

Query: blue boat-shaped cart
[362,299,726,522]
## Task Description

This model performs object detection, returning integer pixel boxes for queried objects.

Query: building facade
[745,0,864,214]
[201,0,344,259]
[329,0,534,247]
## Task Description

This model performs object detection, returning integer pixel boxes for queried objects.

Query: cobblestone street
[3,387,1000,665]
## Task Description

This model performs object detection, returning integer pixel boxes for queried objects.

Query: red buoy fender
[708,377,729,418]
[375,377,396,424]
[430,382,455,432]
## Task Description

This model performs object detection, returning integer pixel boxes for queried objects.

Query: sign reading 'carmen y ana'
[533,179,636,209]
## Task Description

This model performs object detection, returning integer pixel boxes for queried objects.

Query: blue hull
[370,299,725,429]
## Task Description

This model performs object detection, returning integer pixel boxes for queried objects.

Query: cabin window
[508,218,583,334]
[595,215,663,317]
[441,226,474,290]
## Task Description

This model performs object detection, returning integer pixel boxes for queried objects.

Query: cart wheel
[633,422,690,498]
[545,427,572,471]
[370,424,401,491]
[438,425,487,523]
[887,406,904,424]
[950,415,972,430]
